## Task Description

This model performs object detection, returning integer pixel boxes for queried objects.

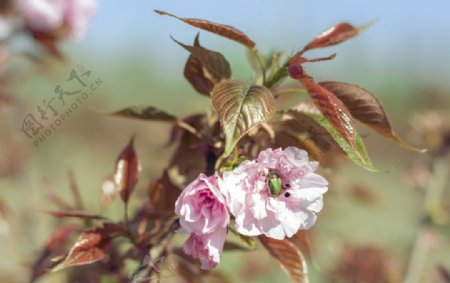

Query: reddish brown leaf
[52,230,106,271]
[168,115,210,185]
[349,184,378,204]
[184,34,215,96]
[259,235,309,283]
[172,36,231,82]
[148,170,181,213]
[31,226,78,282]
[319,81,425,152]
[44,227,79,252]
[99,222,129,236]
[438,265,450,283]
[45,210,105,220]
[177,260,201,283]
[155,10,255,48]
[329,245,391,283]
[114,136,140,203]
[110,106,177,122]
[289,231,313,260]
[292,72,356,148]
[301,22,358,54]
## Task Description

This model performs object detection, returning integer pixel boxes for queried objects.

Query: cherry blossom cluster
[0,0,97,47]
[175,147,328,269]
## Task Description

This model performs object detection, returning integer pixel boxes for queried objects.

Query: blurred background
[1,0,450,282]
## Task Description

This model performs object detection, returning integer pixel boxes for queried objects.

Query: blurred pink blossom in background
[18,0,97,39]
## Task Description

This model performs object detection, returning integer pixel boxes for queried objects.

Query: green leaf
[109,106,177,122]
[288,110,377,172]
[211,80,275,157]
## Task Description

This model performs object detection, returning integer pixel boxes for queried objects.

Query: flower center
[197,190,215,209]
[267,169,283,197]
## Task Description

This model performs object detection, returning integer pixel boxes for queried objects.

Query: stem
[403,157,449,283]
[265,54,294,88]
[124,201,130,229]
[249,48,266,85]
[68,169,84,210]
[274,88,308,99]
[130,219,180,283]
[176,120,203,140]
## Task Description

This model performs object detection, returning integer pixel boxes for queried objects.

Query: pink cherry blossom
[183,228,227,270]
[175,173,230,235]
[18,0,97,39]
[220,147,328,240]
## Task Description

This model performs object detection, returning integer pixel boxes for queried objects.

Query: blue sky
[68,0,450,89]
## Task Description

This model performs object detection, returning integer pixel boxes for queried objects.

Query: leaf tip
[358,18,380,33]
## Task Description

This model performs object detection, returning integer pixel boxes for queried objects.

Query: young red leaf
[44,227,78,253]
[184,34,215,96]
[172,36,231,82]
[110,106,177,122]
[148,170,181,213]
[259,235,309,283]
[290,68,356,148]
[114,136,140,204]
[155,10,256,48]
[319,81,425,152]
[301,22,358,54]
[168,115,209,185]
[31,226,78,282]
[52,230,106,272]
[289,231,314,261]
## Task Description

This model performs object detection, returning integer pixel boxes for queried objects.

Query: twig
[124,202,130,230]
[274,88,308,99]
[403,157,449,283]
[68,169,84,210]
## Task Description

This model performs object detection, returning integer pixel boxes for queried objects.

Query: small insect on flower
[267,169,283,197]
